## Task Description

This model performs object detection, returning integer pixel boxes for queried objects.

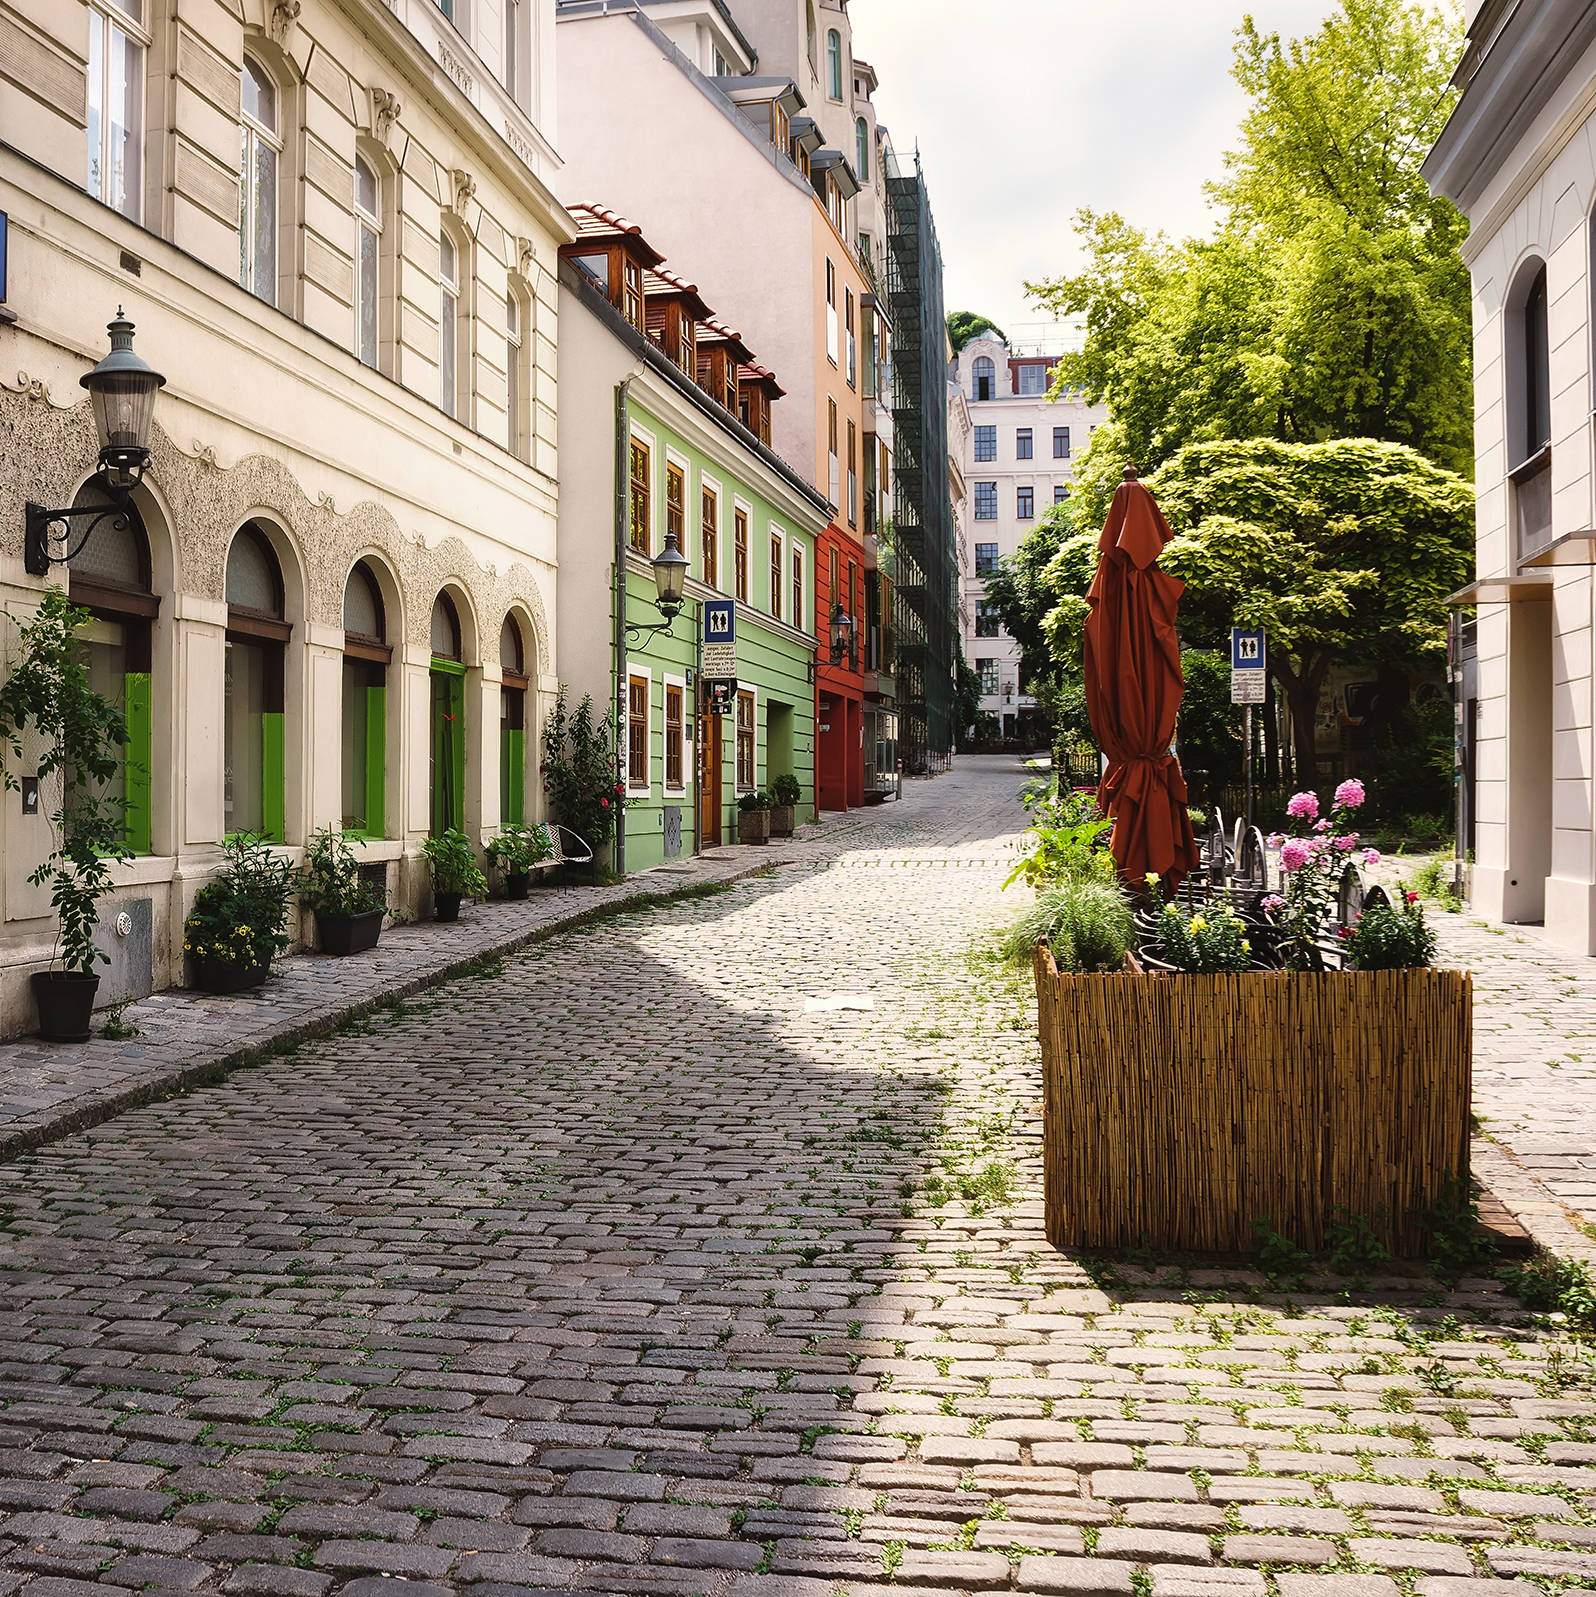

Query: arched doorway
[500,615,528,825]
[342,560,391,837]
[429,591,466,836]
[224,522,289,841]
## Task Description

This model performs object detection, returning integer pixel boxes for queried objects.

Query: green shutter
[364,683,386,838]
[501,726,524,825]
[123,671,152,856]
[262,711,285,843]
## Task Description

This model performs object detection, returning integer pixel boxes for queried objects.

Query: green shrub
[1004,878,1133,972]
[184,834,294,970]
[423,828,488,899]
[298,826,385,919]
[484,822,554,874]
[770,773,801,807]
[1157,900,1253,973]
[1006,786,1115,889]
[737,788,771,813]
[1500,1254,1596,1330]
[1346,894,1436,970]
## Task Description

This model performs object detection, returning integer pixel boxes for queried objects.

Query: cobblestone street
[0,760,1591,1597]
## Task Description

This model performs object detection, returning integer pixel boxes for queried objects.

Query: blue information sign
[1230,629,1265,670]
[703,598,735,643]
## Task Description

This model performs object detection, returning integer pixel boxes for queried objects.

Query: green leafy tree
[541,686,623,851]
[946,311,1007,353]
[954,645,982,743]
[984,502,1081,695]
[1043,437,1473,778]
[1176,650,1245,795]
[1029,0,1470,516]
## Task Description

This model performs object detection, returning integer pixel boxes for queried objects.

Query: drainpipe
[614,377,632,877]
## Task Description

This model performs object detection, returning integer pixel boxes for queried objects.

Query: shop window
[429,591,466,837]
[341,561,389,837]
[224,522,289,841]
[500,615,528,824]
[69,483,156,854]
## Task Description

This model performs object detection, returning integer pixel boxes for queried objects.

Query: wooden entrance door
[699,705,722,846]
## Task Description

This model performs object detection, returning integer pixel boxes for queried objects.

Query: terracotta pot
[32,970,99,1042]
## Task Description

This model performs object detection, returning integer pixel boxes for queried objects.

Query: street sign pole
[1230,628,1267,838]
[1244,704,1254,837]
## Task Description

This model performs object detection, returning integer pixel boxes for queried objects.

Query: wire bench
[527,823,594,881]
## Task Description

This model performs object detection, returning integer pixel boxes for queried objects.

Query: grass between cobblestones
[0,764,1587,1597]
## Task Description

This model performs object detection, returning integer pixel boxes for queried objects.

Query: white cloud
[857,0,1345,342]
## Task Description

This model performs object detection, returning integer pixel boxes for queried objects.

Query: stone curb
[0,845,809,1168]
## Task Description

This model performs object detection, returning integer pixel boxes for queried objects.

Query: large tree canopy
[947,311,1007,353]
[1042,438,1474,776]
[1029,0,1470,521]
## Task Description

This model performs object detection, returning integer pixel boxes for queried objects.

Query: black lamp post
[25,309,166,576]
[828,599,855,666]
[624,528,690,645]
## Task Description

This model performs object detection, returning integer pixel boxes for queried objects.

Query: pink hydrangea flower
[1280,838,1312,873]
[1286,791,1319,821]
[1266,832,1284,848]
[1314,818,1332,833]
[1261,894,1286,913]
[1333,834,1358,852]
[1362,847,1381,866]
[1334,778,1366,811]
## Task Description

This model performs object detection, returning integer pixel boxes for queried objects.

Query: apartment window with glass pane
[1017,485,1034,519]
[627,674,649,791]
[666,462,685,550]
[973,425,996,462]
[847,421,858,529]
[828,398,840,504]
[846,289,856,388]
[827,29,842,98]
[1016,427,1033,460]
[734,509,749,601]
[736,690,756,791]
[975,542,998,576]
[769,533,783,621]
[665,683,684,791]
[701,486,718,587]
[1054,484,1069,504]
[506,289,528,461]
[239,57,278,305]
[500,617,528,825]
[976,601,1001,639]
[791,546,804,632]
[629,438,651,554]
[974,481,997,520]
[977,658,999,697]
[972,356,995,401]
[825,258,838,365]
[439,231,459,416]
[1053,426,1070,458]
[87,0,144,222]
[354,156,381,368]
[1018,363,1048,395]
[856,117,869,182]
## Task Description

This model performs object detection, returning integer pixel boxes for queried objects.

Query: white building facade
[0,0,570,1031]
[1424,1,1596,952]
[950,332,1105,742]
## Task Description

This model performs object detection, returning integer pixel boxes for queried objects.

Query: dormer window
[624,259,643,329]
[571,251,608,285]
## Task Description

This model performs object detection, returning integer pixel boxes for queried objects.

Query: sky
[859,0,1347,349]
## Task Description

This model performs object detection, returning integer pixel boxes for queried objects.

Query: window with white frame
[664,678,686,794]
[791,544,804,633]
[87,0,145,222]
[825,258,838,366]
[974,481,997,520]
[973,425,996,462]
[977,657,999,697]
[355,156,381,368]
[975,542,998,576]
[1018,363,1048,395]
[1016,427,1033,460]
[976,601,1001,638]
[439,230,460,418]
[506,287,531,461]
[627,670,651,792]
[239,56,279,305]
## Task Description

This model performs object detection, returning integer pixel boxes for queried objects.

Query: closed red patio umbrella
[1084,468,1201,896]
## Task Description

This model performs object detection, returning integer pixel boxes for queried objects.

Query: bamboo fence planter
[1033,945,1471,1257]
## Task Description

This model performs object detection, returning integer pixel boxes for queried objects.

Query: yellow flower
[1190,916,1206,933]
[1145,871,1160,885]
[1242,940,1251,952]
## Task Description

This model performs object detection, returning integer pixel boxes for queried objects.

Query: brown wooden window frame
[769,532,783,623]
[735,688,756,793]
[791,544,804,634]
[664,680,685,792]
[627,671,650,792]
[734,509,750,603]
[629,437,651,555]
[665,459,686,551]
[701,485,718,588]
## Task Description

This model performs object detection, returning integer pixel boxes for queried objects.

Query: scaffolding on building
[885,151,958,775]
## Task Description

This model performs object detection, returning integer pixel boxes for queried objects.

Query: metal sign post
[1231,629,1267,836]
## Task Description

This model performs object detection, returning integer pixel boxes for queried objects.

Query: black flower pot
[435,892,463,923]
[505,873,530,901]
[32,970,99,1042]
[194,954,271,995]
[317,910,383,956]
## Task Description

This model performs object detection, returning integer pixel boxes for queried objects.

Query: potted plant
[0,590,130,1041]
[737,788,772,845]
[769,774,801,838]
[298,826,386,955]
[422,828,488,921]
[184,834,295,994]
[541,687,623,877]
[484,821,554,899]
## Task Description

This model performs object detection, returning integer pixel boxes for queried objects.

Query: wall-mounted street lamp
[25,309,166,576]
[828,599,856,666]
[624,528,690,646]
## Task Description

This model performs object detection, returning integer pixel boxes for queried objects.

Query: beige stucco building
[0,0,572,1030]
[1425,1,1596,951]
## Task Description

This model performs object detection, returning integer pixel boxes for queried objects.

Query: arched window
[341,561,389,837]
[806,1,817,70]
[224,522,289,840]
[500,615,528,825]
[972,355,995,402]
[429,592,466,836]
[856,117,869,183]
[827,29,842,100]
[239,56,280,305]
[354,155,381,369]
[1522,264,1550,462]
[70,482,156,854]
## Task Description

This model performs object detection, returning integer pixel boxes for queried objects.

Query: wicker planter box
[1033,946,1471,1256]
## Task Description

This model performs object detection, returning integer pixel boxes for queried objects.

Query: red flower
[614,783,624,794]
[601,797,610,808]
[1405,890,1419,904]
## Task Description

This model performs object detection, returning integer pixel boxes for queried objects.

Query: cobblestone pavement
[0,759,1591,1597]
